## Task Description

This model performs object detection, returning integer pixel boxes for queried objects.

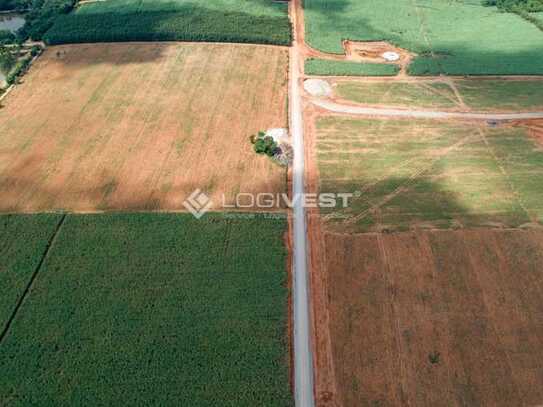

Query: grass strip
[305,58,399,76]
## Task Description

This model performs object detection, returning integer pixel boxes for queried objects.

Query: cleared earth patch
[0,43,288,212]
[0,213,292,406]
[323,229,543,407]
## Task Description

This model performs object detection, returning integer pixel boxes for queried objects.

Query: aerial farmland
[0,0,294,405]
[1,0,543,406]
[299,0,543,405]
[0,42,288,211]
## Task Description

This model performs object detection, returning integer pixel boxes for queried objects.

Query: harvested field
[323,229,543,407]
[333,79,543,111]
[0,43,288,212]
[0,213,292,406]
[315,117,543,232]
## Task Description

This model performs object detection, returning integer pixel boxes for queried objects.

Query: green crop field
[305,59,399,76]
[0,213,292,406]
[45,0,291,45]
[334,79,543,111]
[334,81,459,109]
[0,214,63,331]
[316,117,543,232]
[76,0,287,16]
[304,0,543,75]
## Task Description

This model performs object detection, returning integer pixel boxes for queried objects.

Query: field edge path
[311,99,543,120]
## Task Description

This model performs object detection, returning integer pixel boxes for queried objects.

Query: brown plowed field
[323,228,543,407]
[0,43,288,212]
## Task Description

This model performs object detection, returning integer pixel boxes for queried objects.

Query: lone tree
[254,136,278,157]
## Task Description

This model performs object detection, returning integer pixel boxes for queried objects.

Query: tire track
[0,213,67,346]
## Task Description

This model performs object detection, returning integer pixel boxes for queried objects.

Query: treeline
[44,10,292,46]
[483,0,543,12]
[4,47,40,84]
[18,0,76,40]
[0,43,40,85]
[0,0,30,12]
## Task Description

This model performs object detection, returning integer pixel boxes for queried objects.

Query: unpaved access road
[289,1,316,406]
[311,99,543,121]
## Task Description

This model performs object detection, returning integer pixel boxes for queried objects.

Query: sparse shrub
[0,45,16,74]
[6,54,31,85]
[30,45,41,57]
[428,351,441,364]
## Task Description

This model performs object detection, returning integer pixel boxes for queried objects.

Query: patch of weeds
[429,351,441,364]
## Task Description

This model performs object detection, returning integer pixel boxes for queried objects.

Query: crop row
[44,10,292,46]
[304,0,543,75]
[305,58,399,76]
[0,213,292,406]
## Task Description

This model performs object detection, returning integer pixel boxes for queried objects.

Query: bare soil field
[321,228,543,407]
[0,43,288,212]
[303,105,543,406]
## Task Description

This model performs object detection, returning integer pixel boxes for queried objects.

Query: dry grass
[332,79,543,112]
[0,43,288,212]
[315,116,543,232]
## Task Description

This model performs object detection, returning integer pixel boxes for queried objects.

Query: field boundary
[0,214,66,345]
[310,99,543,121]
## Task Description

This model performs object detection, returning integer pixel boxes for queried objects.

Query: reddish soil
[0,43,289,212]
[301,62,543,406]
[518,119,543,146]
[322,229,543,407]
[302,90,340,405]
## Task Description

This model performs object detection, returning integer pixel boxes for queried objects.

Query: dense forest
[483,0,543,11]
[0,0,30,11]
[17,0,76,40]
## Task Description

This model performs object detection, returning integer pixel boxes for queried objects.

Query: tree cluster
[483,0,543,12]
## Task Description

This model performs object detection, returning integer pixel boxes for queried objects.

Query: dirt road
[311,99,543,120]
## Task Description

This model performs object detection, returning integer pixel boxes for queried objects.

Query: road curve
[312,99,543,120]
[290,2,316,407]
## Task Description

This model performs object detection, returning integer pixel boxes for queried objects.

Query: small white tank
[382,51,400,62]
